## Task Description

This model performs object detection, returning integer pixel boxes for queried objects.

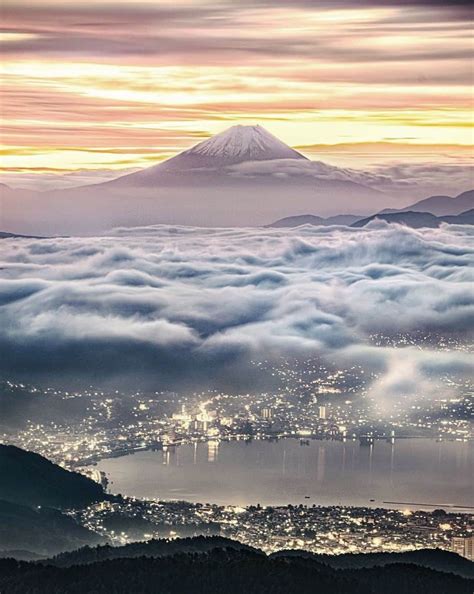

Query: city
[1,343,472,563]
[72,498,474,560]
[2,341,472,470]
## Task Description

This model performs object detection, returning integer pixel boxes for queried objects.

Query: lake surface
[97,438,474,510]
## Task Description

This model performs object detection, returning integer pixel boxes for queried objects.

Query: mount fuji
[1,125,399,235]
[101,125,308,188]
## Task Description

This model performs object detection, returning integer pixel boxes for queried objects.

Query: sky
[1,0,473,177]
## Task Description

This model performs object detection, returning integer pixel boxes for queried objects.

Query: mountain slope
[0,125,408,233]
[267,213,362,227]
[0,445,106,509]
[0,545,471,594]
[49,536,257,567]
[0,231,44,239]
[0,499,103,558]
[273,547,474,579]
[444,208,474,224]
[0,128,391,233]
[352,209,474,228]
[100,124,307,189]
[381,189,473,216]
[49,536,474,578]
[185,125,308,162]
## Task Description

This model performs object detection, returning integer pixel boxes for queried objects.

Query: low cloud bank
[0,223,472,398]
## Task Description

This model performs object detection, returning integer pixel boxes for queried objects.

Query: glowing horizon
[1,1,472,174]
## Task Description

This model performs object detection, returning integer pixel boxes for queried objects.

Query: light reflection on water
[97,438,474,510]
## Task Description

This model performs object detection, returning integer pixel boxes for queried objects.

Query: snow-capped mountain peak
[182,125,307,163]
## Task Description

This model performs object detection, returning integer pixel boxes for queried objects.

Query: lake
[96,438,474,510]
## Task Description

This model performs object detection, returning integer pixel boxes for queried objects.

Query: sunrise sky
[1,0,473,176]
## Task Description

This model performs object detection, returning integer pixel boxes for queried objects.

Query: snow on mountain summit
[183,125,307,163]
[104,124,308,187]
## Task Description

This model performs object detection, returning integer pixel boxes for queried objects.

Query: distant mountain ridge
[352,208,474,228]
[267,214,363,227]
[0,230,44,239]
[0,125,394,234]
[381,190,473,216]
[1,124,472,233]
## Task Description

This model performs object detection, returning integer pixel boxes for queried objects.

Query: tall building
[261,407,272,420]
[318,405,327,420]
[451,535,474,561]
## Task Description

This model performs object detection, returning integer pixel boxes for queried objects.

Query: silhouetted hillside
[381,189,474,216]
[0,546,471,594]
[266,213,361,227]
[0,231,43,239]
[352,209,474,228]
[0,445,106,509]
[48,535,256,567]
[0,500,103,558]
[273,547,474,579]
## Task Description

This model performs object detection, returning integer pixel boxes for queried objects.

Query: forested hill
[0,547,471,594]
[48,536,257,567]
[273,547,474,579]
[0,445,106,509]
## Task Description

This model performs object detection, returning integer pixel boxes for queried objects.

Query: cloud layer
[1,0,472,173]
[1,224,473,401]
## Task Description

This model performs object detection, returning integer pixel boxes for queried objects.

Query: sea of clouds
[1,222,473,401]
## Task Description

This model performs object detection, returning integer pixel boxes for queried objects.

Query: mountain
[444,208,474,224]
[0,231,44,239]
[267,213,362,227]
[0,499,103,558]
[0,541,471,594]
[273,548,474,580]
[0,445,107,509]
[48,536,256,567]
[48,536,474,579]
[352,208,474,228]
[0,125,396,234]
[106,125,308,188]
[380,189,473,216]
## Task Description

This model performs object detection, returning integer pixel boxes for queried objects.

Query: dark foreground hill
[0,544,471,594]
[46,536,255,567]
[0,500,103,558]
[44,536,473,579]
[0,445,106,509]
[273,546,474,579]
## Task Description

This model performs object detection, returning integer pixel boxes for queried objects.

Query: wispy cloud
[0,1,472,173]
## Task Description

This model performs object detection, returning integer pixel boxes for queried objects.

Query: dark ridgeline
[0,445,107,557]
[0,542,472,594]
[0,444,106,509]
[351,208,474,229]
[266,189,474,229]
[380,189,474,216]
[0,500,102,558]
